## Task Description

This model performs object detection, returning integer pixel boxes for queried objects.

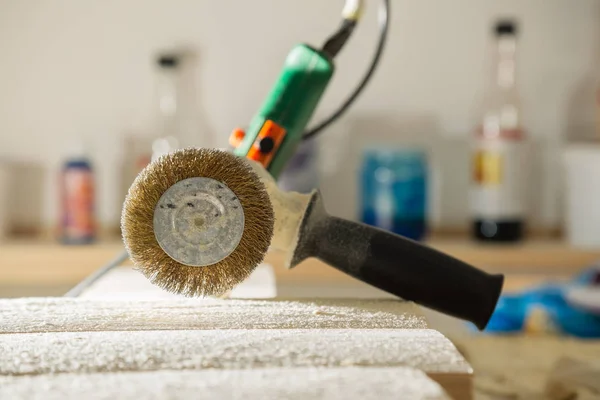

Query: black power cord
[322,19,359,59]
[303,0,390,140]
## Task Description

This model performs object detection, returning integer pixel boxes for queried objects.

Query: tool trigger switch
[258,137,275,154]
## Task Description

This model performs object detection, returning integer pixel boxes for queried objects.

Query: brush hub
[153,177,245,267]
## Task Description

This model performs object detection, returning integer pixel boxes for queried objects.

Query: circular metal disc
[153,177,245,267]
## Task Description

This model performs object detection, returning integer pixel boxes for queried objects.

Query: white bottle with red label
[59,141,96,244]
[471,19,527,242]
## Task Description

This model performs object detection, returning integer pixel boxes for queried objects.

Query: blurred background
[3,1,600,398]
[1,0,600,307]
[0,0,597,233]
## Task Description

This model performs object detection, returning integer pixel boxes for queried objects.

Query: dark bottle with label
[470,19,527,242]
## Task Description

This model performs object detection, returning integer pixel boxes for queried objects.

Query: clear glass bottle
[119,55,183,207]
[471,19,527,242]
[151,52,213,157]
[150,54,184,160]
[119,52,212,214]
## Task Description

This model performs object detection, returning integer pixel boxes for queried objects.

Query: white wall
[0,0,598,231]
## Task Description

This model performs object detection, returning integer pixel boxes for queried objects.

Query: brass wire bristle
[121,148,275,297]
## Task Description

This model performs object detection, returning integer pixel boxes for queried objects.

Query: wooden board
[0,329,470,375]
[0,329,469,399]
[0,367,451,400]
[0,297,471,399]
[0,297,428,333]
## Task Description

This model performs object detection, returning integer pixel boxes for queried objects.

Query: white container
[564,144,600,248]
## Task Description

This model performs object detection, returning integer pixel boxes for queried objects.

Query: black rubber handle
[291,192,504,330]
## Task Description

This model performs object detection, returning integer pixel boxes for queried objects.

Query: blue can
[360,147,428,241]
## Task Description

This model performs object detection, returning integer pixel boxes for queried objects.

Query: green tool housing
[232,44,334,179]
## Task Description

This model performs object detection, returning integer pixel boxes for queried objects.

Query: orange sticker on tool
[247,120,287,168]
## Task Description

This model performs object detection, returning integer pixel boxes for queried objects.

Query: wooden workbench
[1,237,598,297]
[0,296,470,399]
[2,238,599,399]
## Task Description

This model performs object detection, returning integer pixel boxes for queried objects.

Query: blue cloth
[479,266,600,338]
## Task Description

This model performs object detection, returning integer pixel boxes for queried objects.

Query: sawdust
[0,297,428,334]
[0,367,451,400]
[0,329,470,376]
[247,159,310,261]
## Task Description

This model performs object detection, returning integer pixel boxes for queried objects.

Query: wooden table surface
[1,237,598,297]
[2,238,600,399]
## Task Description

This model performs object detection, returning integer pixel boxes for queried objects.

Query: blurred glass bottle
[360,148,428,241]
[122,52,210,199]
[154,52,213,151]
[150,54,185,160]
[470,19,527,242]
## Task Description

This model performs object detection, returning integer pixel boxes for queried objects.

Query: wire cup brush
[122,148,504,330]
[121,148,274,297]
